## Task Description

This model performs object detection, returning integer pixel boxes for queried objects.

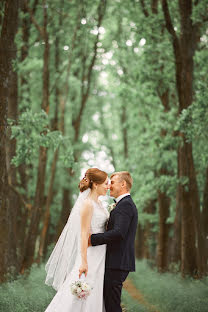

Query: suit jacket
[91,195,138,272]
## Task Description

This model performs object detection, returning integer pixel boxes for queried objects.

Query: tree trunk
[135,200,156,260]
[201,167,208,273]
[157,189,170,272]
[156,90,171,272]
[178,142,198,276]
[37,149,59,262]
[55,188,72,241]
[162,0,202,277]
[135,223,144,259]
[6,60,20,272]
[0,0,19,282]
[21,1,50,270]
[37,15,61,262]
[171,184,181,265]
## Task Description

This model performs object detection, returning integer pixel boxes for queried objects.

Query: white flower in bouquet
[82,282,90,291]
[71,285,77,294]
[77,287,82,294]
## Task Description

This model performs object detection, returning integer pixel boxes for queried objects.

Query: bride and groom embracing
[45,168,138,312]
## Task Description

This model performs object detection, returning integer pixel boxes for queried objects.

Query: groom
[89,171,138,312]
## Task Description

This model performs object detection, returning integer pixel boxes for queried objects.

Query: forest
[0,0,208,311]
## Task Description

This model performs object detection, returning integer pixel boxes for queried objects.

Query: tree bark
[156,90,171,272]
[37,148,58,262]
[135,223,144,259]
[201,168,208,273]
[157,188,171,272]
[36,11,62,262]
[55,188,72,241]
[0,0,19,282]
[21,0,50,270]
[6,58,20,272]
[162,0,203,277]
[171,183,181,265]
[135,200,156,260]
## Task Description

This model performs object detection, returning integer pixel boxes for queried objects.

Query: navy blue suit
[91,195,138,312]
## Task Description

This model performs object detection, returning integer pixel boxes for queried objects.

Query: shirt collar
[116,193,130,203]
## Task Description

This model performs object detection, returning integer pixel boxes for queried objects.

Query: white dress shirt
[116,193,130,203]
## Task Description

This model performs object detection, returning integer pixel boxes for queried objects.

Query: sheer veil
[45,188,91,291]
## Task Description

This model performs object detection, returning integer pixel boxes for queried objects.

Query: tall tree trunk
[37,148,59,262]
[157,188,170,272]
[171,184,181,265]
[156,90,171,272]
[21,1,50,270]
[201,168,208,273]
[135,223,144,259]
[37,15,61,261]
[162,0,202,277]
[6,59,20,272]
[55,188,72,240]
[0,0,19,282]
[135,200,156,260]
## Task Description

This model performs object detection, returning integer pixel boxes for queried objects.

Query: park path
[123,279,160,312]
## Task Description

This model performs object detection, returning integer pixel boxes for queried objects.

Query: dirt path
[123,279,160,312]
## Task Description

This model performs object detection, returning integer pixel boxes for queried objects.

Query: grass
[0,264,55,312]
[128,260,208,312]
[0,260,208,312]
[122,289,149,312]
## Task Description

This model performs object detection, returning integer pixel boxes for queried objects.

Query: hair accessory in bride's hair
[83,176,88,182]
[83,174,93,183]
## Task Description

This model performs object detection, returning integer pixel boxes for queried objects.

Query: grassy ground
[128,260,208,312]
[122,289,149,312]
[0,261,208,312]
[0,264,55,312]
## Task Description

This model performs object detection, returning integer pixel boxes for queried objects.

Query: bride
[44,168,109,312]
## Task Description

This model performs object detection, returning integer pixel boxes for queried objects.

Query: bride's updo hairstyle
[78,168,108,192]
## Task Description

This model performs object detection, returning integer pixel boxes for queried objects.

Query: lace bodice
[90,200,109,234]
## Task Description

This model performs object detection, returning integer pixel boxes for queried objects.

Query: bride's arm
[79,200,93,278]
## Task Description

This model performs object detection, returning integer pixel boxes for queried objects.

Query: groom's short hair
[111,171,133,191]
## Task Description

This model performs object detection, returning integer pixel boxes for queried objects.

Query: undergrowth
[129,260,208,312]
[0,260,208,312]
[122,289,148,312]
[0,264,55,312]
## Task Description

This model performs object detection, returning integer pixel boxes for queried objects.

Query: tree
[0,0,19,282]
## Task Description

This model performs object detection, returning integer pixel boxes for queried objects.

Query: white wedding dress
[45,198,109,312]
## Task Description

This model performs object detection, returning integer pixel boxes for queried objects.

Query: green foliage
[8,110,65,166]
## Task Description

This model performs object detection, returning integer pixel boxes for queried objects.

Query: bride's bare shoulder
[81,198,94,215]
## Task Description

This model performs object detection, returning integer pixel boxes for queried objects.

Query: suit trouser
[104,268,129,312]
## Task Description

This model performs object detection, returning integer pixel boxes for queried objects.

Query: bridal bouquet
[70,276,92,300]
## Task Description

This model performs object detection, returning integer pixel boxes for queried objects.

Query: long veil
[45,188,91,291]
